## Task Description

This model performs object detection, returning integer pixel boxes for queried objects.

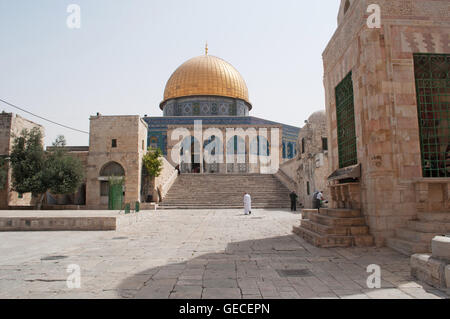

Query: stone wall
[277,111,329,208]
[86,115,148,209]
[0,113,44,208]
[323,0,450,246]
[153,157,178,202]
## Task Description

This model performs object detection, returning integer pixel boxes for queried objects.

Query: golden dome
[161,55,251,109]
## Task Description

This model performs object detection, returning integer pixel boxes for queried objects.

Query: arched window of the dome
[204,135,223,157]
[149,136,159,150]
[287,143,294,159]
[180,136,201,163]
[250,136,270,156]
[227,136,245,155]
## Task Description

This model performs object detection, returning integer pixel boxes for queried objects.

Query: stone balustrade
[329,182,361,209]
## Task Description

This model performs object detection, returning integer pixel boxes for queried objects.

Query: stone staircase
[159,174,291,209]
[386,212,450,256]
[293,208,374,248]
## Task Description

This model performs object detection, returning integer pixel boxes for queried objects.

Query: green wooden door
[108,184,123,210]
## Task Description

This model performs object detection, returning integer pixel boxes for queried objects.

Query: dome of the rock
[160,55,251,110]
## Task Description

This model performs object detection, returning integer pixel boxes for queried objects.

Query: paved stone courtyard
[0,209,448,299]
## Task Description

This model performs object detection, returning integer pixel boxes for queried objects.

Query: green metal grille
[335,72,357,168]
[414,53,450,178]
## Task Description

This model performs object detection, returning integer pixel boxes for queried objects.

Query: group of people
[243,190,326,215]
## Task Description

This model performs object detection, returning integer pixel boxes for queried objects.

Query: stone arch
[227,136,246,155]
[180,136,201,157]
[250,136,270,156]
[99,161,125,177]
[178,136,202,173]
[204,135,223,157]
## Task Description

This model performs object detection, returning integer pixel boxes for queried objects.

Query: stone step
[386,237,431,256]
[309,214,367,227]
[300,209,318,220]
[159,204,291,210]
[395,228,443,243]
[301,220,370,236]
[293,226,373,248]
[163,198,289,202]
[318,208,362,218]
[162,201,290,207]
[161,173,291,209]
[165,192,289,196]
[417,212,450,223]
[406,220,450,233]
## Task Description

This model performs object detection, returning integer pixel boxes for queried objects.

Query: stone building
[0,112,44,209]
[277,111,329,208]
[319,0,449,249]
[144,50,300,174]
[84,115,148,209]
[296,111,329,208]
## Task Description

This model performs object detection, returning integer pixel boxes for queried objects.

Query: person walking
[244,192,252,215]
[314,191,325,211]
[289,191,298,212]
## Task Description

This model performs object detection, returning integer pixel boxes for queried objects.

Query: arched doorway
[227,136,246,173]
[180,136,201,174]
[203,135,223,173]
[99,161,125,210]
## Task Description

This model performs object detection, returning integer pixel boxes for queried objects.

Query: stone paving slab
[0,209,448,299]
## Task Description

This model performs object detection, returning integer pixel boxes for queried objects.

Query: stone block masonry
[0,113,44,209]
[85,115,148,209]
[323,0,450,247]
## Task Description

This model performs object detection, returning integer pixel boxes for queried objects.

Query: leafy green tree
[143,148,163,178]
[142,148,163,203]
[45,135,84,195]
[9,129,84,209]
[10,128,47,201]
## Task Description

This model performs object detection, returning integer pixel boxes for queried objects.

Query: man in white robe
[244,193,252,215]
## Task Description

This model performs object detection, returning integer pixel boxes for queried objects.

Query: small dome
[161,55,251,110]
[308,110,326,123]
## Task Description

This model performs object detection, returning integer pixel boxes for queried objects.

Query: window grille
[335,72,357,168]
[414,53,450,178]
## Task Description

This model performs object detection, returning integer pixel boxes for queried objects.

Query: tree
[10,128,47,202]
[9,129,84,209]
[142,148,163,202]
[143,148,163,178]
[0,156,9,190]
[45,135,84,196]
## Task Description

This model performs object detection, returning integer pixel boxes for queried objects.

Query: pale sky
[0,0,340,146]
